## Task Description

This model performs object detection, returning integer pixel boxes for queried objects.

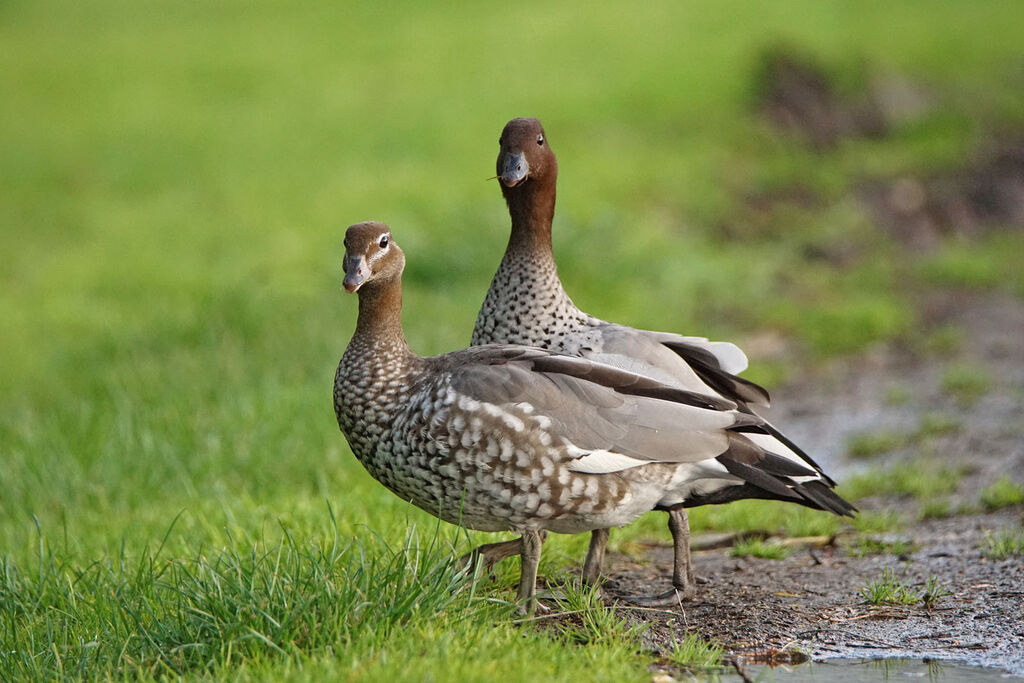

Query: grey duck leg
[582,528,609,585]
[460,538,522,573]
[621,507,696,607]
[461,530,550,574]
[516,529,545,616]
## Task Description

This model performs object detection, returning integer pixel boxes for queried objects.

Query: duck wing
[441,346,854,516]
[584,324,771,408]
[441,348,750,468]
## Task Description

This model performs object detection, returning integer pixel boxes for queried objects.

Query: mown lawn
[2,1,1024,679]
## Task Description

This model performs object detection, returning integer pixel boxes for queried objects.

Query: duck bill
[342,255,368,293]
[498,152,529,187]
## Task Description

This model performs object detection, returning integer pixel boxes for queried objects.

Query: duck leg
[462,530,551,574]
[516,529,545,616]
[621,508,696,607]
[461,538,522,574]
[582,528,609,585]
[668,507,696,590]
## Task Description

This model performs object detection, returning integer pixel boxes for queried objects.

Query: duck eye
[537,134,544,146]
[378,235,389,249]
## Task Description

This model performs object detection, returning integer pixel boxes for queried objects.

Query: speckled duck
[472,118,855,605]
[333,221,846,615]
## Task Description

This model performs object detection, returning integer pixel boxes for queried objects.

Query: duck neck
[504,176,556,260]
[351,277,413,361]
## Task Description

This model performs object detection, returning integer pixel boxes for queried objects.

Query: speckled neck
[336,275,421,438]
[499,172,565,305]
[473,176,594,348]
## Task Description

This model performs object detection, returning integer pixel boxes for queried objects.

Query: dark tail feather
[719,458,802,501]
[758,451,819,478]
[663,342,771,407]
[794,480,857,517]
[717,455,857,518]
[758,417,837,487]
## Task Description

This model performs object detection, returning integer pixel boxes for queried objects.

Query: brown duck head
[497,117,558,193]
[342,221,405,294]
[497,118,558,242]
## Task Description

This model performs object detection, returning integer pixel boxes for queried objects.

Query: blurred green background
[2,1,1024,678]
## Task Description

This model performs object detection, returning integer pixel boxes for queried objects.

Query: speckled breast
[338,372,644,534]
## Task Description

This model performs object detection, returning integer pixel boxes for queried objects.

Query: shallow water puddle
[736,657,1016,681]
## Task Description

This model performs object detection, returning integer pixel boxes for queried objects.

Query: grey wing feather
[588,324,771,408]
[447,352,743,465]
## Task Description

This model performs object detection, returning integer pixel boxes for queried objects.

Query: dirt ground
[611,509,1023,676]
[602,290,1024,677]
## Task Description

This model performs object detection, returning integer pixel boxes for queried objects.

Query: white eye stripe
[367,241,390,264]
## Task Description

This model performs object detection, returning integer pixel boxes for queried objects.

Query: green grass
[840,461,966,502]
[845,415,961,459]
[846,430,906,459]
[979,477,1024,510]
[4,0,1024,678]
[919,576,953,609]
[918,235,1024,296]
[669,633,724,670]
[859,568,948,607]
[941,363,993,406]
[846,537,915,558]
[920,498,952,520]
[544,582,646,648]
[980,527,1024,560]
[860,568,921,606]
[0,521,510,678]
[731,539,790,560]
[0,520,657,681]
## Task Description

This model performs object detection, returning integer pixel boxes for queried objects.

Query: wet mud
[610,508,1023,676]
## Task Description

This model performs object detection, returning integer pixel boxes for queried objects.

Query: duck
[471,118,855,605]
[333,221,847,615]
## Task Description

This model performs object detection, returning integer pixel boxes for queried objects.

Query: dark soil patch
[860,138,1024,249]
[754,46,931,149]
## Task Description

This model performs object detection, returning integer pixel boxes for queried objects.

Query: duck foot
[615,507,699,607]
[616,584,694,608]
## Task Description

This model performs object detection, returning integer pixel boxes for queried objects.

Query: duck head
[496,117,558,191]
[342,221,405,293]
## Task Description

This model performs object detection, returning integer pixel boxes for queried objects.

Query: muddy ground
[601,290,1024,677]
[611,509,1023,677]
